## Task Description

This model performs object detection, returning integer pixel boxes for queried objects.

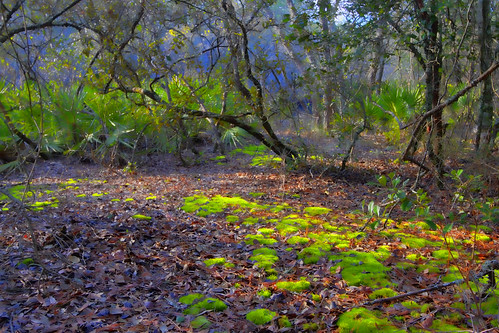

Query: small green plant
[361,172,417,230]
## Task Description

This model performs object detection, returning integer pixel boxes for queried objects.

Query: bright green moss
[132,214,152,220]
[226,215,239,223]
[312,294,321,302]
[432,249,459,260]
[406,254,427,261]
[276,278,311,292]
[303,206,331,216]
[401,301,420,310]
[257,228,275,235]
[204,258,226,266]
[401,237,430,248]
[329,251,392,287]
[276,224,299,236]
[245,234,278,245]
[179,293,204,305]
[345,231,366,240]
[337,308,402,332]
[257,289,272,298]
[243,217,260,225]
[253,247,277,256]
[369,288,398,299]
[182,194,264,217]
[249,248,278,270]
[374,246,391,261]
[183,297,227,315]
[429,319,467,331]
[298,243,332,264]
[442,265,463,283]
[246,309,277,325]
[182,194,209,213]
[287,236,310,245]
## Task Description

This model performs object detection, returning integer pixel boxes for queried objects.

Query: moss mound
[246,308,277,325]
[337,307,402,332]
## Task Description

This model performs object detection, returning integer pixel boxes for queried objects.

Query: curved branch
[403,60,499,162]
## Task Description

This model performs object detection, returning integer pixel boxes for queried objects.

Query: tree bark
[475,0,494,152]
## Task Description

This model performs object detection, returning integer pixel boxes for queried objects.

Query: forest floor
[0,137,498,332]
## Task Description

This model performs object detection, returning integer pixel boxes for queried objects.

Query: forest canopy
[0,0,498,172]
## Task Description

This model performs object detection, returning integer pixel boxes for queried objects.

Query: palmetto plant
[365,82,425,143]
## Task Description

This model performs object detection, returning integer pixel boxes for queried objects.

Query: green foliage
[365,82,424,144]
[246,309,277,325]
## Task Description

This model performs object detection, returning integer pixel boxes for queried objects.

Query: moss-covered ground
[0,150,497,332]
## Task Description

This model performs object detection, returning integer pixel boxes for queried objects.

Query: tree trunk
[475,0,494,152]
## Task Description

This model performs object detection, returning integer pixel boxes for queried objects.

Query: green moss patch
[287,235,310,245]
[337,308,402,332]
[246,308,277,325]
[329,251,392,287]
[276,278,311,292]
[303,206,331,216]
[182,194,265,217]
[183,296,227,315]
[245,234,278,245]
[257,288,272,298]
[369,288,398,299]
[257,228,275,235]
[298,243,332,264]
[249,248,279,271]
[432,249,459,260]
[429,319,467,332]
[406,254,427,261]
[179,293,204,305]
[132,214,152,220]
[204,257,227,266]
